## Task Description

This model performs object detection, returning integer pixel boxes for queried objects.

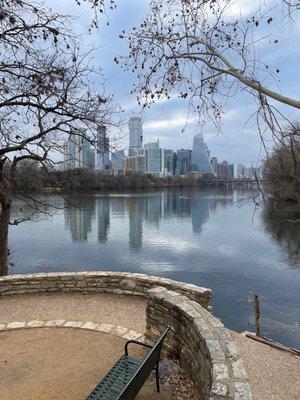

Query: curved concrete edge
[0,271,212,308]
[146,287,252,400]
[0,320,144,341]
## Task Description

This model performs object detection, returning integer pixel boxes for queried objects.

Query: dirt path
[231,331,300,400]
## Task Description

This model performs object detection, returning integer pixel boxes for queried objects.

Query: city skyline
[62,116,260,179]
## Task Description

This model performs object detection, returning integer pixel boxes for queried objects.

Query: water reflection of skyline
[98,197,110,242]
[63,188,237,249]
[64,197,96,242]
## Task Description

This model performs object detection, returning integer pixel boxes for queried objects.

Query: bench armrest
[124,340,153,356]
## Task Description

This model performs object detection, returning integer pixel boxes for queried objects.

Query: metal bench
[86,326,171,400]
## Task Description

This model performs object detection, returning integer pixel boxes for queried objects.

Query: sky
[49,0,300,167]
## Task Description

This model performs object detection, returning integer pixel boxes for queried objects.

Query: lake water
[7,187,300,348]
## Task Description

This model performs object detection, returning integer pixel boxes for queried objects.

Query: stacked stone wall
[146,287,252,400]
[0,272,251,399]
[0,272,211,308]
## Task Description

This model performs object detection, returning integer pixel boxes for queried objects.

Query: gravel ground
[0,328,195,400]
[0,292,147,332]
[231,331,300,400]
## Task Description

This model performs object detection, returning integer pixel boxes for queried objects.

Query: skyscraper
[164,149,176,175]
[217,161,230,179]
[191,134,214,174]
[175,149,192,175]
[124,156,137,172]
[64,128,94,170]
[137,154,145,173]
[144,139,159,149]
[63,142,70,170]
[237,164,249,179]
[111,150,125,170]
[211,157,218,176]
[145,147,164,175]
[128,116,143,155]
[95,125,110,171]
[228,164,234,179]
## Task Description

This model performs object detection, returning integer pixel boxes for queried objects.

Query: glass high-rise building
[164,149,176,174]
[191,134,214,174]
[95,125,110,171]
[137,154,145,173]
[211,157,218,176]
[129,116,143,155]
[144,139,159,149]
[175,149,192,175]
[228,164,234,179]
[64,128,94,170]
[145,147,164,175]
[111,150,125,170]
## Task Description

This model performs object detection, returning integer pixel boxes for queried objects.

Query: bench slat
[86,326,171,400]
[86,356,141,400]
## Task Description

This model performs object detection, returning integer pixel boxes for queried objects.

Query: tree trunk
[0,175,11,276]
[0,201,10,276]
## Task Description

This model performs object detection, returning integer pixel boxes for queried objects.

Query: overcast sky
[50,0,300,167]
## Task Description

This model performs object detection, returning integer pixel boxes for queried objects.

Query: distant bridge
[199,179,262,186]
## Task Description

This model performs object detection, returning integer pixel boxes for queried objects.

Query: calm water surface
[8,188,300,347]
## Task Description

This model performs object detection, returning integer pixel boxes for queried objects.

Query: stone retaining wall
[0,272,212,308]
[146,287,252,400]
[0,272,251,400]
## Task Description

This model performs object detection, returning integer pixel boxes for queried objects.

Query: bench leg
[155,365,160,393]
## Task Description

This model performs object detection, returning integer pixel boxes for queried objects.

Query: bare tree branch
[119,0,300,139]
[0,0,120,273]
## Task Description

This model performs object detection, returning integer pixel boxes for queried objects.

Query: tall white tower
[128,116,143,155]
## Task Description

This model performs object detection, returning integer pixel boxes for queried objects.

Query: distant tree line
[5,161,207,193]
